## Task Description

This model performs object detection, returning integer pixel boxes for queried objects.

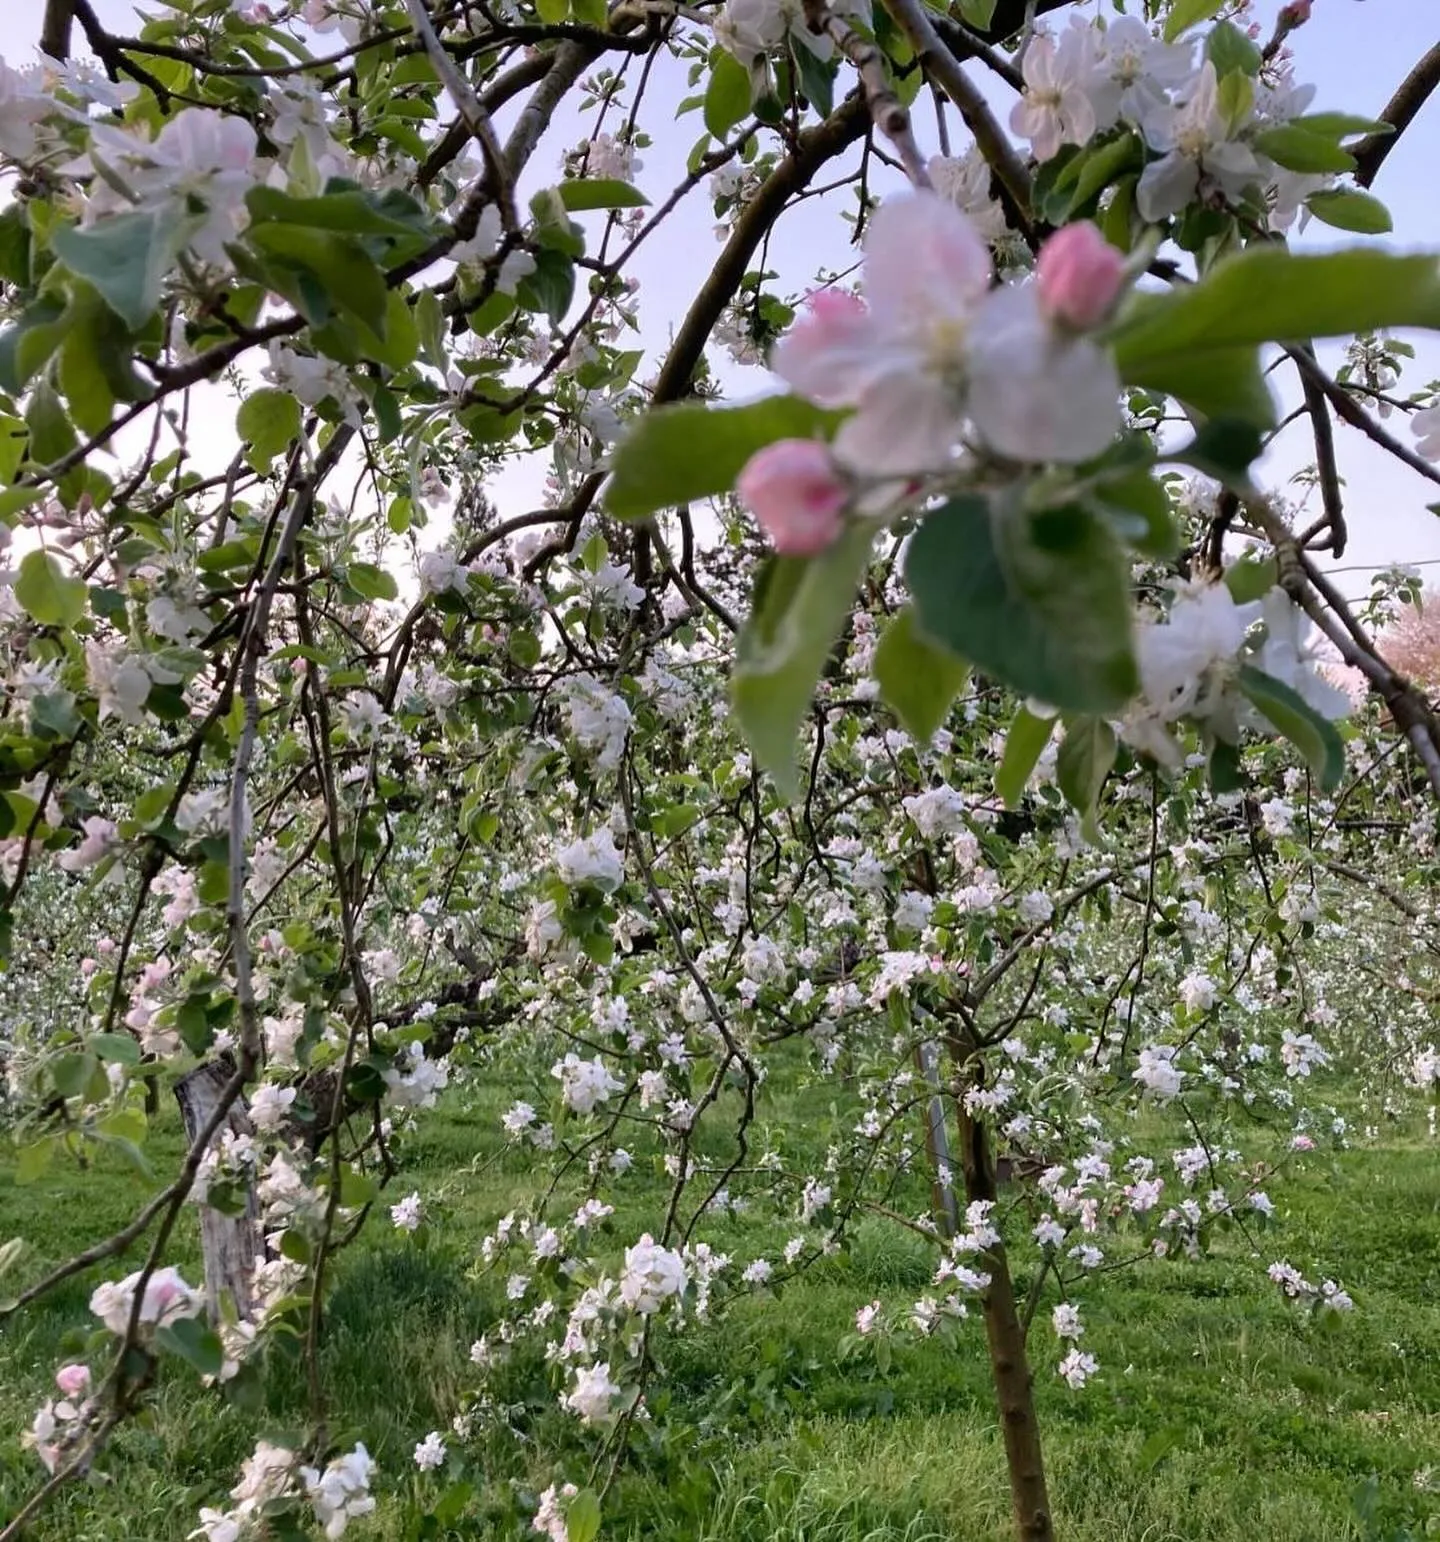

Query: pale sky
[11,0,1440,597]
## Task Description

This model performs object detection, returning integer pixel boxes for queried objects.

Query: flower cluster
[1010,13,1328,228]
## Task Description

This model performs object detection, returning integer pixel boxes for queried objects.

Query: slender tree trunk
[959,1102,1056,1542]
[174,1061,264,1323]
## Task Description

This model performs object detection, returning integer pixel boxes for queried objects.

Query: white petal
[1136,152,1198,223]
[864,193,992,335]
[967,286,1120,464]
[832,372,959,475]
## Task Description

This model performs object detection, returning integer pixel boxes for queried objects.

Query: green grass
[1,1098,1438,1542]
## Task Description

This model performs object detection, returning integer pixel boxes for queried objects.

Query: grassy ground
[1,1088,1438,1542]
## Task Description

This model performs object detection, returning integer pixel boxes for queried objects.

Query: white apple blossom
[90,1267,204,1336]
[248,1082,296,1133]
[619,1234,687,1312]
[1137,62,1263,223]
[563,1361,623,1423]
[552,1052,624,1115]
[1084,16,1193,139]
[1009,27,1099,162]
[1178,972,1217,1012]
[413,1431,446,1470]
[556,828,625,891]
[1413,404,1440,460]
[300,1443,376,1539]
[1132,1044,1184,1102]
[771,194,1120,475]
[1057,1348,1099,1388]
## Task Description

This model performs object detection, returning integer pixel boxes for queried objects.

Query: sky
[10,0,1440,597]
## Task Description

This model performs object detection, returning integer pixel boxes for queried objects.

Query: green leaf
[515,247,576,327]
[1164,0,1225,42]
[51,210,184,330]
[1252,125,1356,175]
[873,607,970,745]
[337,1168,378,1207]
[31,689,82,741]
[1110,251,1440,422]
[790,40,834,118]
[606,395,842,521]
[1086,470,1178,558]
[1237,664,1346,791]
[59,324,116,438]
[1223,554,1278,604]
[92,1033,142,1065]
[1305,188,1393,235]
[1164,418,1264,486]
[1292,113,1392,140]
[236,389,302,472]
[154,1315,225,1377]
[25,380,79,469]
[0,297,71,395]
[995,705,1056,808]
[555,179,650,212]
[956,0,997,25]
[1051,134,1142,222]
[98,1108,148,1146]
[245,185,430,236]
[1205,19,1262,77]
[565,1489,602,1542]
[14,1138,54,1186]
[1125,347,1274,428]
[0,205,30,287]
[16,549,87,628]
[52,1052,95,1098]
[732,523,874,798]
[654,802,701,837]
[247,225,389,334]
[1056,718,1117,842]
[345,562,398,602]
[0,485,45,524]
[904,496,1138,715]
[705,49,752,139]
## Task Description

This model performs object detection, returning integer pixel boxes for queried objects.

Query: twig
[404,0,518,233]
[804,0,932,189]
[879,0,1035,241]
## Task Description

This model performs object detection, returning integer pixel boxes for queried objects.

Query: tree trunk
[959,1103,1056,1542]
[175,1061,264,1323]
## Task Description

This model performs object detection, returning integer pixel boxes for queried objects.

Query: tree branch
[1354,41,1440,189]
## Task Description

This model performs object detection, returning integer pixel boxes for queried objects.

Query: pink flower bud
[737,440,848,557]
[1036,222,1127,331]
[55,1364,90,1397]
[1280,0,1312,22]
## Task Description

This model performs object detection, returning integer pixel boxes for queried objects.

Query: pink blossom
[55,1364,90,1398]
[737,440,848,557]
[1036,223,1126,330]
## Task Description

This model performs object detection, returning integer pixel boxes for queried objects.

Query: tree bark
[959,1102,1056,1542]
[174,1061,264,1323]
